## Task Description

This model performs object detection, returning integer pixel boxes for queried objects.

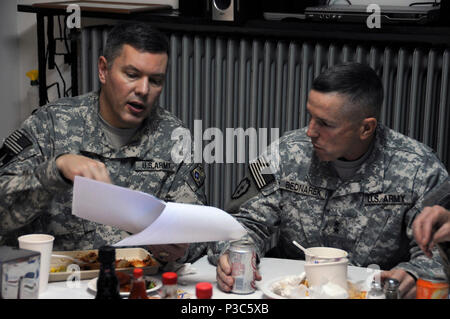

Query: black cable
[54,63,67,98]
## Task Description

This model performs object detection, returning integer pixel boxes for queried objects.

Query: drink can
[416,278,449,299]
[229,240,257,294]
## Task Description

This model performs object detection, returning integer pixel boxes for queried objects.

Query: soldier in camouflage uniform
[0,22,207,264]
[413,179,450,282]
[211,63,449,298]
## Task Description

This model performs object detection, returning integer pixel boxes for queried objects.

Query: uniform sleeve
[395,156,449,280]
[0,109,71,239]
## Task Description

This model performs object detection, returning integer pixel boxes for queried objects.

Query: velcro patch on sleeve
[249,157,275,190]
[191,164,205,188]
[4,130,32,155]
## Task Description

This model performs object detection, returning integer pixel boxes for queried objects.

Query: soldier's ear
[98,56,108,84]
[360,117,377,140]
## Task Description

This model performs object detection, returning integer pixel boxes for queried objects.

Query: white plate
[261,274,307,299]
[87,275,162,297]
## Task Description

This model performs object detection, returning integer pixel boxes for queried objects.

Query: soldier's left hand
[380,268,416,299]
[147,244,189,263]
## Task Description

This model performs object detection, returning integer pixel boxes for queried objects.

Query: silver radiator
[80,26,450,209]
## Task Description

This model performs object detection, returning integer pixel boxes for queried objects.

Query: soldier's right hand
[56,154,111,184]
[216,253,234,292]
[216,253,262,292]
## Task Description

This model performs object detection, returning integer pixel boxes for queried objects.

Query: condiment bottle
[96,246,121,299]
[384,278,400,299]
[196,282,213,299]
[161,272,178,299]
[367,278,385,299]
[128,268,148,299]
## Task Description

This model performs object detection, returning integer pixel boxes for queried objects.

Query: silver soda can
[229,240,257,294]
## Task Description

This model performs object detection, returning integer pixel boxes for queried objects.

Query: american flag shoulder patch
[249,158,275,190]
[0,130,33,167]
[3,130,32,155]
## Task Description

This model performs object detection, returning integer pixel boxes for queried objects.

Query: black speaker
[179,0,209,18]
[210,0,262,23]
[440,1,450,25]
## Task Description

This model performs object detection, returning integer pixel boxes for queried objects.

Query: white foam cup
[305,247,348,264]
[304,258,348,290]
[18,234,54,295]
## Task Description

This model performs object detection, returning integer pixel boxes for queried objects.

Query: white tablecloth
[39,256,375,299]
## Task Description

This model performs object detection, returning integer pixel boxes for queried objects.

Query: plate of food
[49,248,159,282]
[261,273,368,299]
[87,272,162,297]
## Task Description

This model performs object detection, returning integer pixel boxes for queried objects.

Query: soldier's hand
[56,154,111,183]
[380,269,416,299]
[148,244,189,263]
[216,253,261,292]
[413,205,450,258]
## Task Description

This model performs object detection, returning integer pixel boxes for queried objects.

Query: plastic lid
[133,268,143,279]
[162,272,177,285]
[98,245,115,263]
[196,282,213,299]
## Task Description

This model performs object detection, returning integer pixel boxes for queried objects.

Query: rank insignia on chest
[365,193,410,205]
[249,158,275,190]
[191,165,205,188]
[279,180,327,200]
[135,160,175,172]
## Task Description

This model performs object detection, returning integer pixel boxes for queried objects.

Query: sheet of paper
[72,176,247,245]
[72,176,165,234]
[114,202,247,246]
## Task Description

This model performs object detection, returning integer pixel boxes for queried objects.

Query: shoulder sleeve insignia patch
[191,164,205,188]
[0,130,32,167]
[249,157,275,190]
[231,177,251,199]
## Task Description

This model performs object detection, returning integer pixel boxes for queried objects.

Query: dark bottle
[128,268,148,299]
[384,278,400,299]
[95,245,121,299]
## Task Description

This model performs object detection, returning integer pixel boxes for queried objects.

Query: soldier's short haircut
[103,22,169,67]
[312,62,383,121]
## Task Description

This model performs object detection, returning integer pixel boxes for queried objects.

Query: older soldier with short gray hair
[210,63,449,298]
[0,22,207,265]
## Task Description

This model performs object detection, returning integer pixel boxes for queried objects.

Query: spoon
[292,240,309,255]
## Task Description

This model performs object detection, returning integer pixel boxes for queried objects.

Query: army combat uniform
[208,124,449,281]
[421,178,450,282]
[0,91,207,262]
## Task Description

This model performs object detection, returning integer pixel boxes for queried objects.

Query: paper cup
[304,258,348,290]
[305,247,348,264]
[18,234,54,295]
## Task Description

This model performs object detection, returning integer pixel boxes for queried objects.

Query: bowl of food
[304,247,348,264]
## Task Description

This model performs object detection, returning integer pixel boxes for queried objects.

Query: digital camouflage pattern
[208,124,449,281]
[0,91,207,262]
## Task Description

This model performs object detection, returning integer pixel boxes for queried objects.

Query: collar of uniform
[79,91,159,160]
[307,125,386,195]
[333,125,386,196]
[79,91,112,155]
[307,152,340,191]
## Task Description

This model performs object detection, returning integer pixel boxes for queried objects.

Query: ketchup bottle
[128,268,148,299]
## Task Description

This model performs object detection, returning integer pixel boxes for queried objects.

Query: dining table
[39,255,377,299]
